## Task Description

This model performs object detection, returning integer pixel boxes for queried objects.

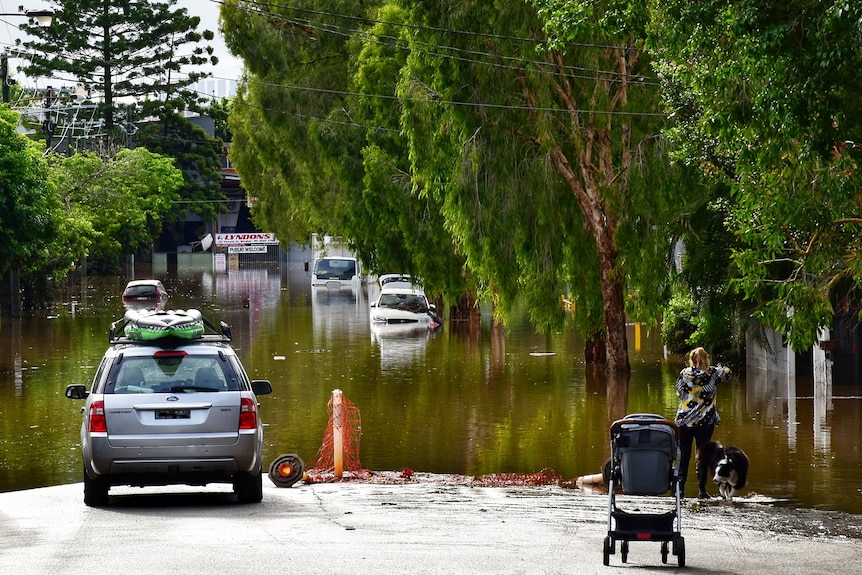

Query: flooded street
[0,266,860,515]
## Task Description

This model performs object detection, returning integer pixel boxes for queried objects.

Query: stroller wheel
[603,536,611,566]
[661,541,669,564]
[621,540,629,563]
[676,537,686,567]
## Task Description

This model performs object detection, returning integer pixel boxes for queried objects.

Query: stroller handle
[610,413,680,439]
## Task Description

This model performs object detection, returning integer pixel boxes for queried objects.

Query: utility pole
[1,52,9,103]
[0,9,54,105]
[43,86,56,147]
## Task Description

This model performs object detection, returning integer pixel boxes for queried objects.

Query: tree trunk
[449,292,479,321]
[600,264,630,376]
[584,335,606,364]
[548,145,631,376]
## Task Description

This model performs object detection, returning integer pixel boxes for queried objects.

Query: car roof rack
[109,310,232,345]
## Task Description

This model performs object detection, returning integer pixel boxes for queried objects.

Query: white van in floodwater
[311,256,363,288]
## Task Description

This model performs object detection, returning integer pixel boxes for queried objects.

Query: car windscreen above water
[313,258,356,278]
[378,294,429,312]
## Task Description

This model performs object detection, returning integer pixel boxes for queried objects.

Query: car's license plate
[155,409,191,419]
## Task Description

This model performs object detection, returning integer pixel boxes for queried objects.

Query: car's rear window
[106,354,238,394]
[124,285,160,297]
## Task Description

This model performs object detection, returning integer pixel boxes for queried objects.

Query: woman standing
[675,347,732,498]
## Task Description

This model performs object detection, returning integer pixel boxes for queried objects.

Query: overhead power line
[226,92,401,133]
[212,0,637,51]
[213,0,659,86]
[207,2,666,118]
[226,78,667,117]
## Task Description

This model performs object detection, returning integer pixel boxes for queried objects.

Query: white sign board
[215,232,278,247]
[228,245,268,254]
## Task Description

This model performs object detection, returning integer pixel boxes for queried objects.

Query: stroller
[602,413,685,567]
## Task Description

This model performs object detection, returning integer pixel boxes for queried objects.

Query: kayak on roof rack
[123,308,205,341]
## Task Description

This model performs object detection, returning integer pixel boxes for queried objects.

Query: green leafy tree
[137,112,226,224]
[207,97,234,142]
[21,0,218,131]
[0,105,67,276]
[648,0,862,351]
[669,187,749,362]
[0,105,93,309]
[50,147,185,273]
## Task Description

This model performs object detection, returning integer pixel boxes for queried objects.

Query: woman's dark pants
[678,423,714,497]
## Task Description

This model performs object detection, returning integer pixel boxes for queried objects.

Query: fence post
[332,389,344,479]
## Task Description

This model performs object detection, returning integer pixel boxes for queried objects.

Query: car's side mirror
[251,380,273,396]
[428,303,436,312]
[65,384,89,400]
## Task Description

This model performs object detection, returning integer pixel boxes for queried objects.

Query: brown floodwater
[0,267,860,515]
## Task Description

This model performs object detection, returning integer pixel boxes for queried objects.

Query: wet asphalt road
[1,476,859,574]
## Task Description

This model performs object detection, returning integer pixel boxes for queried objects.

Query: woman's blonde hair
[689,347,710,371]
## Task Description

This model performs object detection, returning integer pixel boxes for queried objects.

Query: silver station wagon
[65,310,272,506]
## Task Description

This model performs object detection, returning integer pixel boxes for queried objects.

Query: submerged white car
[370,276,441,328]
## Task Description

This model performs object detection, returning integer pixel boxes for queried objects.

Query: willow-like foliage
[397,0,685,373]
[223,0,373,246]
[222,0,468,300]
[221,0,694,374]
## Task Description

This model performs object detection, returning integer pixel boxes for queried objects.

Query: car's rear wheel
[83,468,110,507]
[234,470,263,503]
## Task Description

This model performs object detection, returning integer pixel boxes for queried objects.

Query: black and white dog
[695,441,749,501]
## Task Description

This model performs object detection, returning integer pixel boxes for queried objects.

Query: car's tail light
[238,397,258,430]
[88,400,107,432]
